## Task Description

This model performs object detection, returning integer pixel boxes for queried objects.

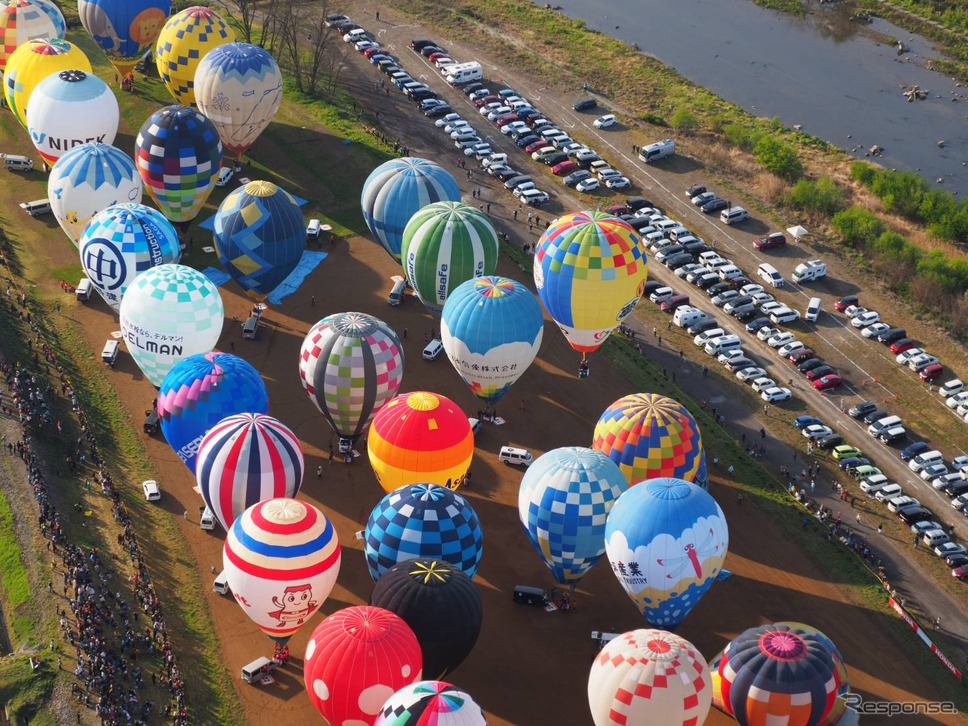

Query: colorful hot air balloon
[0,0,66,73]
[78,203,182,313]
[533,211,647,374]
[196,413,304,532]
[361,157,462,262]
[304,606,422,726]
[193,42,282,161]
[368,392,474,493]
[223,498,341,645]
[299,312,405,451]
[364,483,483,581]
[711,623,846,726]
[518,447,627,589]
[134,104,223,224]
[592,393,707,489]
[77,0,170,77]
[26,70,119,168]
[370,559,483,680]
[48,142,144,247]
[118,263,224,387]
[604,478,728,629]
[587,629,711,726]
[401,201,499,315]
[212,180,306,300]
[375,681,487,726]
[4,38,91,130]
[772,622,850,698]
[155,5,234,106]
[157,352,269,474]
[440,276,544,405]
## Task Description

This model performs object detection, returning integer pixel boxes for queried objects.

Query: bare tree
[215,0,258,44]
[276,0,346,96]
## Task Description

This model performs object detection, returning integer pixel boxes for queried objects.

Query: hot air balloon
[604,478,728,629]
[364,483,483,581]
[48,142,144,247]
[118,263,224,387]
[78,203,182,313]
[134,104,222,224]
[361,157,462,262]
[304,606,422,726]
[193,42,282,161]
[0,0,65,73]
[223,498,341,648]
[212,180,306,300]
[4,38,91,130]
[26,70,119,168]
[298,312,405,453]
[196,413,304,532]
[518,447,627,589]
[370,559,483,680]
[587,629,711,726]
[440,276,544,405]
[368,392,474,493]
[77,0,170,78]
[155,5,234,106]
[772,622,850,698]
[533,211,647,377]
[157,352,269,474]
[375,681,487,726]
[711,623,847,726]
[592,393,707,489]
[401,201,499,315]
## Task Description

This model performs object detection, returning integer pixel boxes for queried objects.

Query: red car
[525,139,548,154]
[605,204,631,216]
[660,294,690,313]
[753,232,786,250]
[788,349,816,364]
[473,94,500,108]
[494,114,519,127]
[834,295,859,312]
[920,363,944,382]
[813,374,844,391]
[890,338,916,354]
[428,51,448,61]
[552,160,578,176]
[363,47,383,59]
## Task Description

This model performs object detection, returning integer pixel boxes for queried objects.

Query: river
[536,0,968,197]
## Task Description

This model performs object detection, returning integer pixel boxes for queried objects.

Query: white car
[859,476,893,494]
[851,311,881,328]
[593,114,616,129]
[486,106,513,121]
[920,464,950,481]
[606,176,632,189]
[512,182,537,197]
[355,40,379,52]
[887,496,920,513]
[737,367,767,382]
[908,353,939,371]
[142,480,161,502]
[874,484,903,502]
[939,379,964,398]
[502,121,529,136]
[436,113,462,128]
[767,332,796,348]
[757,327,780,342]
[576,178,600,192]
[761,387,792,403]
[951,494,968,511]
[751,377,777,393]
[741,283,765,296]
[777,341,805,358]
[951,455,968,472]
[520,189,549,207]
[444,120,470,134]
[676,263,705,280]
[718,349,747,366]
[844,305,868,318]
[911,519,944,535]
[946,391,968,409]
[896,348,924,365]
[861,322,891,339]
[649,286,674,304]
[691,192,717,207]
[465,143,492,158]
[750,292,775,306]
[479,102,503,116]
[482,153,508,168]
[802,424,834,440]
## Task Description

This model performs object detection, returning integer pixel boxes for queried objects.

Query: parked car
[700,198,729,214]
[754,232,786,250]
[813,374,844,391]
[575,178,600,192]
[563,170,592,187]
[552,160,578,176]
[834,295,859,312]
[761,387,793,403]
[861,322,891,339]
[593,114,617,128]
[832,445,863,461]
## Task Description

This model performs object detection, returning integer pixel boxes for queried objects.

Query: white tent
[787,225,810,240]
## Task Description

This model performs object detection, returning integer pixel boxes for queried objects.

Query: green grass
[0,463,32,644]
[0,657,56,726]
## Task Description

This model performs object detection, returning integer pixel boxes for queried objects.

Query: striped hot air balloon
[196,413,304,532]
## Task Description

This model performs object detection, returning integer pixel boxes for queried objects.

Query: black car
[806,365,837,381]
[665,253,696,270]
[420,45,445,57]
[627,217,655,231]
[728,276,754,291]
[576,155,603,169]
[462,82,486,96]
[706,282,732,298]
[686,183,707,198]
[494,167,522,182]
[563,170,592,187]
[425,104,452,118]
[879,427,907,444]
[644,280,665,298]
[863,409,890,425]
[515,134,540,148]
[626,196,654,210]
[900,441,930,462]
[838,456,870,471]
[848,400,877,419]
[817,433,844,450]
[696,274,721,291]
[899,508,935,526]
[688,318,719,336]
[410,38,438,51]
[542,152,569,167]
[797,358,825,373]
[410,89,438,103]
[734,308,758,323]
[701,197,730,214]
[573,98,597,111]
[681,239,709,255]
[877,327,907,344]
[746,317,772,333]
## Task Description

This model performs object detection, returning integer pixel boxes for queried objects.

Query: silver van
[101,340,119,367]
[705,335,741,356]
[868,415,902,437]
[306,218,321,239]
[213,570,230,595]
[5,155,34,171]
[76,278,92,301]
[499,446,533,466]
[804,297,821,323]
[19,198,51,217]
[200,507,216,530]
[720,206,749,225]
[241,656,276,684]
[242,316,259,339]
[757,263,784,288]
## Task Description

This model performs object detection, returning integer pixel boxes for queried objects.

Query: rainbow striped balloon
[196,413,304,532]
[223,498,341,643]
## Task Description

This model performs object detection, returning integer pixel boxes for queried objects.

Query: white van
[19,198,51,216]
[923,529,950,547]
[306,218,321,240]
[694,328,725,347]
[638,139,675,163]
[213,570,230,595]
[792,260,827,283]
[242,316,259,339]
[446,61,483,85]
[673,306,707,328]
[868,415,902,437]
[101,340,119,367]
[241,657,276,684]
[76,278,92,301]
[705,335,741,356]
[215,167,234,187]
[388,278,407,306]
[499,446,533,466]
[909,450,943,473]
[757,263,784,288]
[5,155,34,171]
[200,507,216,530]
[769,308,800,325]
[718,265,744,281]
[422,338,444,360]
[720,206,749,225]
[804,297,821,323]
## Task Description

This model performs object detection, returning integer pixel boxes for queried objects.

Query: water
[538,0,968,196]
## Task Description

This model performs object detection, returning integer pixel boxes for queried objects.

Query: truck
[792,259,827,283]
[445,61,483,86]
[638,139,675,163]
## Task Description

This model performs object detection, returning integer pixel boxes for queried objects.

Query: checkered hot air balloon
[375,680,487,726]
[364,483,483,582]
[4,38,90,129]
[213,180,306,300]
[196,413,304,532]
[592,393,707,489]
[223,498,341,645]
[304,606,422,726]
[361,157,462,262]
[518,447,627,589]
[587,629,711,726]
[155,5,234,106]
[0,0,65,73]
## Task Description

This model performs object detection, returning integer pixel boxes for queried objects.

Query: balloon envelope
[118,263,224,387]
[299,312,405,444]
[592,393,706,488]
[375,681,487,726]
[587,629,711,726]
[77,0,170,76]
[213,180,306,300]
[157,352,269,473]
[79,202,181,312]
[604,478,728,629]
[0,0,66,72]
[223,498,341,643]
[26,69,118,167]
[194,42,282,160]
[402,201,499,314]
[370,559,483,681]
[441,276,544,405]
[134,104,222,223]
[368,392,474,493]
[48,142,144,247]
[4,38,91,129]
[361,157,462,262]
[533,211,647,356]
[365,483,483,582]
[304,606,422,726]
[156,5,234,106]
[518,447,627,587]
[196,413,304,532]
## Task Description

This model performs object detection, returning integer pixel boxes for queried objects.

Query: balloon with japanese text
[77,0,170,77]
[0,0,66,73]
[375,681,487,726]
[4,38,91,130]
[155,5,234,106]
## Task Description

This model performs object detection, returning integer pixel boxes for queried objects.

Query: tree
[831,206,885,248]
[753,136,802,182]
[670,107,698,135]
